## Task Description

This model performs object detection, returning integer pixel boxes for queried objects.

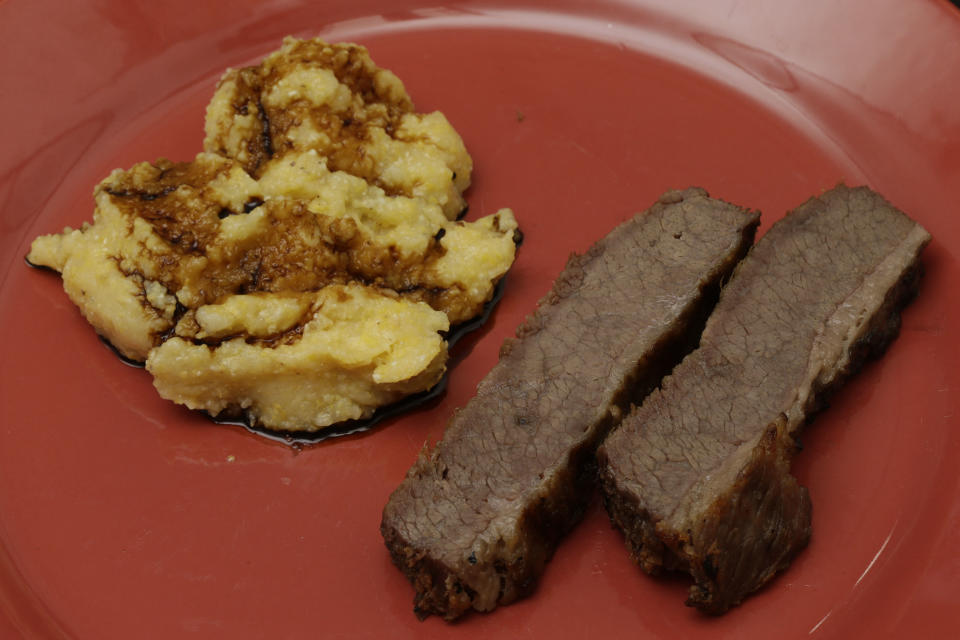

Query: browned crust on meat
[381,188,760,621]
[381,435,601,620]
[597,205,927,614]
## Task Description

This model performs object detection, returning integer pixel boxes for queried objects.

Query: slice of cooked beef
[598,184,931,615]
[381,187,760,620]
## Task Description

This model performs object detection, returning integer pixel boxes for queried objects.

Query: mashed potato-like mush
[27,37,519,433]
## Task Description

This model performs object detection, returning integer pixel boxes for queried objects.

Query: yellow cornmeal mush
[28,37,519,433]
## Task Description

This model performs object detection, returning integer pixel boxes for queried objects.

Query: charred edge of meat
[598,253,927,616]
[597,420,812,616]
[678,419,812,615]
[382,437,601,622]
[595,217,763,577]
[382,215,758,621]
[696,256,925,614]
[381,527,475,622]
[596,469,673,574]
[210,277,510,446]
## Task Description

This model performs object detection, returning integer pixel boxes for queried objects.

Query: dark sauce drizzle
[214,276,509,446]
[97,336,147,368]
[26,224,522,448]
[70,279,507,445]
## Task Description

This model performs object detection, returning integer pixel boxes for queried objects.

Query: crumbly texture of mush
[27,37,519,432]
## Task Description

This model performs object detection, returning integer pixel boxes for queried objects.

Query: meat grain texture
[381,188,760,620]
[598,184,931,614]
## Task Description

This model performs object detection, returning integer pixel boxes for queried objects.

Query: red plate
[2,1,959,637]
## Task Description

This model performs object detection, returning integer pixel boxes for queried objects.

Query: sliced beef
[381,187,760,620]
[598,184,931,614]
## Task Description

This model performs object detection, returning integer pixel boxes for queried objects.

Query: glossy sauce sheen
[220,278,510,444]
[23,38,520,434]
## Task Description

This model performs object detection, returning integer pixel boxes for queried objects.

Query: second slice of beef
[380,187,760,620]
[598,184,931,615]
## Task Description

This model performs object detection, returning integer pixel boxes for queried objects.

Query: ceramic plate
[2,0,959,637]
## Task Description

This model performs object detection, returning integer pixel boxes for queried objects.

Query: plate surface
[2,1,959,638]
